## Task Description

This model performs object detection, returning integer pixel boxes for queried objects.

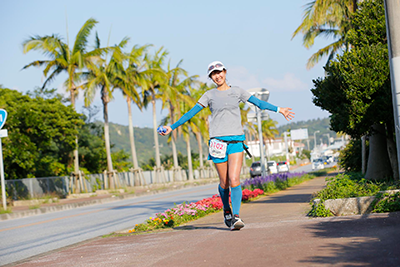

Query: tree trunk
[102,88,114,189]
[169,104,180,170]
[186,135,194,181]
[152,93,161,169]
[127,97,139,169]
[386,123,399,180]
[196,132,204,169]
[70,86,80,176]
[196,132,204,179]
[361,135,367,174]
[365,123,392,180]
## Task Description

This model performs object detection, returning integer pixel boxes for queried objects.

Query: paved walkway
[9,176,400,267]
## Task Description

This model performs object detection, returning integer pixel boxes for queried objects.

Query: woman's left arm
[247,95,295,121]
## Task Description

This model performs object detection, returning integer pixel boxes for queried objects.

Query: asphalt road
[0,166,315,266]
[0,183,219,266]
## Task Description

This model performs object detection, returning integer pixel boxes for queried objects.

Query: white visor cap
[207,61,226,77]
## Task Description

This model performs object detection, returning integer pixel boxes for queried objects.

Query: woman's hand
[279,107,295,121]
[158,126,172,136]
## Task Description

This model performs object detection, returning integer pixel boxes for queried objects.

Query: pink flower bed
[132,188,265,232]
[242,188,264,201]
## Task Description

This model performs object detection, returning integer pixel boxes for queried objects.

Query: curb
[313,189,400,216]
[0,178,220,221]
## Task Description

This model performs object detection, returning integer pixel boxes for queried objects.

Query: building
[246,138,305,159]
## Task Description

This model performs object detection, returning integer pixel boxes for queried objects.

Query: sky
[0,0,332,128]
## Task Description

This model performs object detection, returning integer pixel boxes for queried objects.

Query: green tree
[292,0,358,68]
[261,118,279,159]
[111,150,133,172]
[78,109,107,174]
[161,61,199,179]
[22,18,101,175]
[142,47,169,179]
[83,35,129,188]
[186,83,212,174]
[0,88,83,179]
[311,0,394,180]
[112,43,150,185]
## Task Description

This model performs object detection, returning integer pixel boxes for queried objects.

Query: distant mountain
[103,122,207,166]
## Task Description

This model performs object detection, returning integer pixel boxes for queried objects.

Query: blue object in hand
[157,126,167,134]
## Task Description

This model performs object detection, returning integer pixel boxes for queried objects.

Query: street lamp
[324,133,331,145]
[313,130,320,151]
[247,88,270,177]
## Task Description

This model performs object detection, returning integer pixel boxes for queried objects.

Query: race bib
[209,139,228,158]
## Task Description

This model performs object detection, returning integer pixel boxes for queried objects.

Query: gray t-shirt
[198,86,251,138]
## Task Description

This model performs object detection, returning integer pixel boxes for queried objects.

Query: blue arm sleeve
[170,103,204,130]
[247,95,279,112]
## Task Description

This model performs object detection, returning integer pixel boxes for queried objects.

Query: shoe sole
[231,220,245,231]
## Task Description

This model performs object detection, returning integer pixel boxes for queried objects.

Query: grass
[308,172,400,217]
[0,207,12,214]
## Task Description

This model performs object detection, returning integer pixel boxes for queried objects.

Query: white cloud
[262,73,309,92]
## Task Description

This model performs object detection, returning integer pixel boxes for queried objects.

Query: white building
[247,138,305,158]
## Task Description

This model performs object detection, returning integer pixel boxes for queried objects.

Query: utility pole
[384,0,400,179]
[313,130,320,151]
[247,88,270,177]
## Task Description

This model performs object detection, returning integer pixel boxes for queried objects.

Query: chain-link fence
[3,165,235,200]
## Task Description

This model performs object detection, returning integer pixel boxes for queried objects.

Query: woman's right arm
[159,103,204,136]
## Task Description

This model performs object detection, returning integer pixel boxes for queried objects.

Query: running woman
[158,61,295,230]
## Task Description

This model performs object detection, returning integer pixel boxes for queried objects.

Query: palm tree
[178,100,196,181]
[160,60,199,181]
[113,44,151,186]
[22,18,101,180]
[142,47,169,183]
[261,119,279,159]
[187,82,212,178]
[82,34,129,189]
[292,0,359,68]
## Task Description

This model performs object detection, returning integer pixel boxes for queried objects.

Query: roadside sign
[0,129,8,138]
[0,109,7,130]
[290,128,309,140]
[0,109,7,210]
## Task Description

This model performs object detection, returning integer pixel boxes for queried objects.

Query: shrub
[312,173,380,202]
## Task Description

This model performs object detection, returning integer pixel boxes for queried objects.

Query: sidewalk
[10,176,400,267]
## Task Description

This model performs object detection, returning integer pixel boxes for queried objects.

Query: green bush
[308,202,333,217]
[373,192,400,213]
[313,173,380,202]
[308,172,400,217]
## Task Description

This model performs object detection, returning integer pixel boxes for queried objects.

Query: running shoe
[230,214,245,231]
[223,208,233,228]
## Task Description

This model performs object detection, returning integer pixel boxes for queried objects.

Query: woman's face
[210,70,226,86]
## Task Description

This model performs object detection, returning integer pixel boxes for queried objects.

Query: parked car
[267,161,278,174]
[277,161,289,173]
[250,161,262,178]
[312,158,325,170]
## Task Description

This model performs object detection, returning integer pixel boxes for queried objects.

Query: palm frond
[306,38,344,69]
[72,18,98,54]
[21,60,50,70]
[42,67,64,89]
